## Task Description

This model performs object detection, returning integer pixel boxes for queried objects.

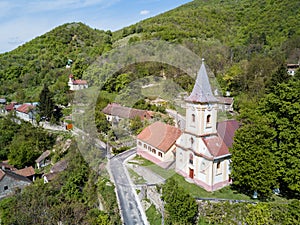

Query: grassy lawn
[129,155,252,201]
[146,205,162,225]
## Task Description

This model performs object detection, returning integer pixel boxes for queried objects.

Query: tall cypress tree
[38,84,54,120]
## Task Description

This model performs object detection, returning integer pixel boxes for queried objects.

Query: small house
[137,121,181,168]
[43,159,68,183]
[0,169,31,199]
[15,103,37,121]
[0,98,6,105]
[102,103,154,123]
[217,97,234,112]
[68,74,88,91]
[287,63,299,76]
[0,161,16,171]
[35,150,51,169]
[14,166,36,181]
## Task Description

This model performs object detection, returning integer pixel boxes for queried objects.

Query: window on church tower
[206,114,211,124]
[190,137,194,148]
[189,153,193,165]
[192,114,195,122]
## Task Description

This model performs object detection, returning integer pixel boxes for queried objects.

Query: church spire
[186,59,218,103]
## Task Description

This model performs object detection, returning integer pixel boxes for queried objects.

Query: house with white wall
[15,103,37,122]
[68,74,88,91]
[137,121,181,168]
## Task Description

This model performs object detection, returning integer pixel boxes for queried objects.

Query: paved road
[109,149,148,225]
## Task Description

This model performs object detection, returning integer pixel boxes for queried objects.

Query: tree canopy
[231,77,300,198]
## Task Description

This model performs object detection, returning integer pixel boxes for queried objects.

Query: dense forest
[0,0,300,224]
[0,0,299,102]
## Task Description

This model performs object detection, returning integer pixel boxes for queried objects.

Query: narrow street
[108,149,148,225]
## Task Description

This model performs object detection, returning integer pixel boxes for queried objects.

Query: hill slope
[0,22,112,103]
[117,0,300,63]
[0,0,300,101]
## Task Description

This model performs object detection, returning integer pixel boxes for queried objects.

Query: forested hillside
[1,0,300,103]
[118,0,300,61]
[0,22,112,104]
[114,0,300,97]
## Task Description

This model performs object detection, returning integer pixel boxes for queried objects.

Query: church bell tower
[185,59,218,137]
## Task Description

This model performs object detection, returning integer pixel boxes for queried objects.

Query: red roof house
[15,103,36,121]
[14,166,36,181]
[68,74,88,91]
[102,103,154,121]
[137,121,181,168]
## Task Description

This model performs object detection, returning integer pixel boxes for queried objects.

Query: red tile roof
[14,166,35,177]
[102,103,154,120]
[202,135,229,157]
[5,102,17,111]
[16,104,34,114]
[200,120,239,158]
[73,79,87,85]
[217,120,239,148]
[137,121,182,152]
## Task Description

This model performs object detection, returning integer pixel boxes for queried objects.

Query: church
[175,59,238,191]
[136,60,238,191]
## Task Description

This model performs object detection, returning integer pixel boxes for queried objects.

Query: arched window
[206,114,211,124]
[192,114,195,122]
[189,153,193,165]
[190,137,194,148]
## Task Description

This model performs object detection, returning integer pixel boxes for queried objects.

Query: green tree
[245,203,273,225]
[115,73,131,92]
[262,79,300,195]
[230,115,278,198]
[8,135,38,168]
[38,84,55,120]
[162,178,198,224]
[129,116,144,135]
[0,116,21,160]
[266,63,290,92]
